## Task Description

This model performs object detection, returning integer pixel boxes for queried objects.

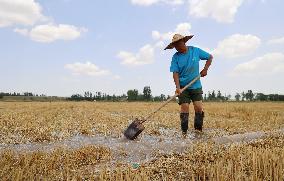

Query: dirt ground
[0,101,283,180]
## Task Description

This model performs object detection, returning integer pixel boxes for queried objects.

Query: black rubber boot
[194,111,204,131]
[180,113,189,134]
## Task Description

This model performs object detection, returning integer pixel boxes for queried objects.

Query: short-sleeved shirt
[170,46,210,89]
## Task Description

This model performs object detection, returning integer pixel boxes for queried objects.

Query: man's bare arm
[200,54,213,77]
[173,72,181,95]
[204,54,213,70]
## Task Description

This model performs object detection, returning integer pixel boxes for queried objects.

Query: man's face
[174,40,187,53]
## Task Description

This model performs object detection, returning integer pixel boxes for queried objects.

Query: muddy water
[213,128,284,145]
[0,128,224,163]
[0,128,283,164]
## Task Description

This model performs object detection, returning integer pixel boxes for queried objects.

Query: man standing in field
[164,34,213,137]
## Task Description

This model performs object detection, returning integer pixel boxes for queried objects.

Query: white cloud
[154,41,165,49]
[14,24,87,43]
[188,0,244,23]
[14,28,29,36]
[231,53,284,76]
[0,0,46,27]
[130,0,184,6]
[131,0,159,6]
[3,1,87,43]
[166,0,184,5]
[152,30,172,42]
[117,44,155,66]
[152,22,192,41]
[268,37,284,45]
[213,34,261,58]
[113,75,121,80]
[131,0,246,23]
[64,62,110,76]
[118,22,191,67]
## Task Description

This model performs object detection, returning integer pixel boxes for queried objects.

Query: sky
[0,0,283,97]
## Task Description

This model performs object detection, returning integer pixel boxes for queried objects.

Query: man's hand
[175,88,182,95]
[200,68,208,77]
[200,54,213,77]
[173,72,181,95]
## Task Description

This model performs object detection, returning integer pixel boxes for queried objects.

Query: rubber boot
[180,113,189,135]
[194,111,204,131]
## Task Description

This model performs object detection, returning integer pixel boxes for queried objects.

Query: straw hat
[164,34,194,50]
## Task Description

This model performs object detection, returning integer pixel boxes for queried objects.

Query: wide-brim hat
[164,34,194,50]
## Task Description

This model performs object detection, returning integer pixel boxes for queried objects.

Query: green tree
[127,89,139,101]
[97,92,102,100]
[255,93,267,101]
[235,93,241,101]
[160,94,166,101]
[241,91,246,101]
[217,90,222,101]
[268,94,280,101]
[143,86,152,101]
[207,91,211,101]
[69,94,83,101]
[211,90,216,100]
[246,90,254,101]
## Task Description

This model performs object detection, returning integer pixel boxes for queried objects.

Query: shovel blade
[124,119,145,140]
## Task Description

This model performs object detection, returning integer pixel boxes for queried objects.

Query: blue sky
[0,0,283,97]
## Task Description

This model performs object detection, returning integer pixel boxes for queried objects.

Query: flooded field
[0,102,283,180]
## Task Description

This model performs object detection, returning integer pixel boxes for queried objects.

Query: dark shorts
[178,87,203,105]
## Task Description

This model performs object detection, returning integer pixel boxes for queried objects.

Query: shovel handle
[141,74,201,123]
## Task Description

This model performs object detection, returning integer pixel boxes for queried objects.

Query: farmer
[164,34,213,136]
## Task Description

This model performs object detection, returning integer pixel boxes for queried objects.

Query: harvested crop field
[0,101,283,180]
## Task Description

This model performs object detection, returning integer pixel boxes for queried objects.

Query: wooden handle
[141,75,201,123]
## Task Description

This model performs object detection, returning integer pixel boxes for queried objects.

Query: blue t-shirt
[170,46,210,89]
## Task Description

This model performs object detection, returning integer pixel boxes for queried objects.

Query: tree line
[1,88,284,102]
[0,92,46,98]
[68,88,284,102]
[66,86,168,102]
[204,90,284,102]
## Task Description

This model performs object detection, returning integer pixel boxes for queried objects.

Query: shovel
[124,75,201,140]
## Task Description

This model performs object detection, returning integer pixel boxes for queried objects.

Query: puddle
[0,128,222,163]
[213,131,266,144]
[213,128,284,144]
[0,127,283,165]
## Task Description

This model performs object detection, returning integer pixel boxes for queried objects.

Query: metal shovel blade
[124,118,145,140]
